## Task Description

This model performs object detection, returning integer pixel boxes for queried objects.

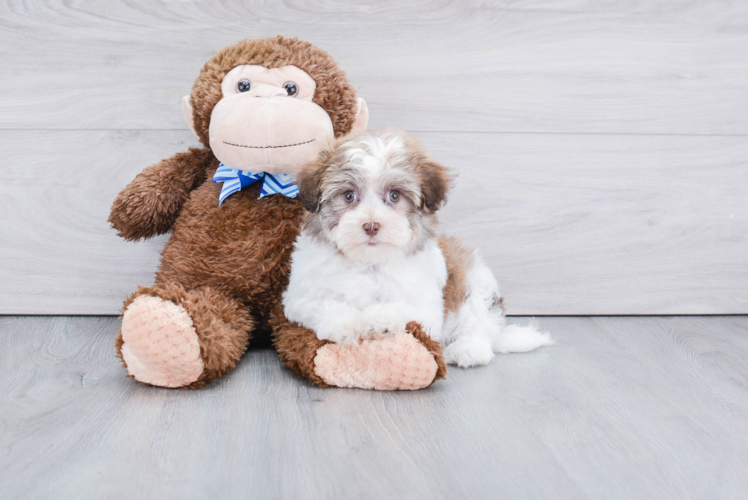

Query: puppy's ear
[296,150,332,212]
[417,158,452,213]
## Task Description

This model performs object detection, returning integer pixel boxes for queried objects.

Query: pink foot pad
[120,295,204,388]
[313,333,439,390]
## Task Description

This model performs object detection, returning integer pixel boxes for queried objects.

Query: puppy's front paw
[444,336,495,367]
[315,313,368,345]
[361,304,406,337]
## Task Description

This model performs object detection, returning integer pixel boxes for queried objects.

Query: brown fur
[403,135,453,213]
[111,37,360,388]
[115,283,254,388]
[180,286,254,388]
[108,147,215,241]
[439,235,475,317]
[155,180,306,329]
[296,145,335,213]
[190,36,358,146]
[270,305,332,387]
[269,309,446,388]
[405,321,448,384]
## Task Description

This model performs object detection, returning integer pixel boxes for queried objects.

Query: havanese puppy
[282,130,551,367]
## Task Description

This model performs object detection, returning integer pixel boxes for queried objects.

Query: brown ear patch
[399,134,452,213]
[296,147,334,212]
[417,158,451,213]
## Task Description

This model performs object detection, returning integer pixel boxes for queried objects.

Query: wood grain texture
[0,0,747,134]
[0,130,745,315]
[1,1,747,314]
[2,316,748,499]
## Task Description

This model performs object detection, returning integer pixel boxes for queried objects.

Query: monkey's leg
[271,308,446,390]
[115,284,253,389]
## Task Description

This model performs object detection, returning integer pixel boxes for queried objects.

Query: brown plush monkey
[110,36,446,389]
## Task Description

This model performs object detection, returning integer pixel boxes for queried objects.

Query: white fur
[283,233,447,345]
[324,134,420,266]
[441,252,552,366]
[283,132,552,365]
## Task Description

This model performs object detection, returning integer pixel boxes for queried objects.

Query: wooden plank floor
[2,316,748,499]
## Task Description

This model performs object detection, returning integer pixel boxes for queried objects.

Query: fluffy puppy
[282,130,551,367]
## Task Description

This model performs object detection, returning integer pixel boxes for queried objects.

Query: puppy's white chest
[359,265,409,304]
[283,234,448,341]
[354,244,448,334]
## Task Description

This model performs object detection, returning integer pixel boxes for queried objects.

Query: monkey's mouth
[223,139,316,149]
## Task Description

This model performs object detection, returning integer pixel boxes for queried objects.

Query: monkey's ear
[296,159,330,213]
[418,159,452,213]
[347,97,369,138]
[182,95,197,136]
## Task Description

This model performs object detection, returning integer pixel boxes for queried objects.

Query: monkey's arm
[108,147,214,241]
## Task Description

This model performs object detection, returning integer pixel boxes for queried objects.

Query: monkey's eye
[343,190,356,203]
[237,79,251,92]
[389,190,401,203]
[283,82,298,97]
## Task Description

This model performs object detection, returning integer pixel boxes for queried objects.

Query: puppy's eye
[283,82,298,97]
[389,190,401,203]
[344,190,356,203]
[237,79,251,92]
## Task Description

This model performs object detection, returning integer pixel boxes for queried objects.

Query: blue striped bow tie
[212,164,299,206]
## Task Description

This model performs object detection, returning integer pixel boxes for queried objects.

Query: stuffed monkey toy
[110,36,446,390]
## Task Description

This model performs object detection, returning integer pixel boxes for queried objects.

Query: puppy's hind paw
[444,336,495,367]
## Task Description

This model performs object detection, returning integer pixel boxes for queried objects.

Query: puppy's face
[298,131,451,264]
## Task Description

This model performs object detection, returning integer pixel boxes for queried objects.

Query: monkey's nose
[362,222,380,236]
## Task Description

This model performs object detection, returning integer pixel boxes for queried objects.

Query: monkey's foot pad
[120,295,204,388]
[314,332,439,390]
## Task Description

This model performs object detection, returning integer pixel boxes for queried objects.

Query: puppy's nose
[362,222,380,236]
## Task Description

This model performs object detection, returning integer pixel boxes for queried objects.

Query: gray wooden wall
[1,0,746,315]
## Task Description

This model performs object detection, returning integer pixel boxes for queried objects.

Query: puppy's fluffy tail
[493,323,553,354]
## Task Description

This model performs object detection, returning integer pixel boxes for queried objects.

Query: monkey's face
[184,65,341,175]
[206,65,334,174]
[183,38,369,175]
